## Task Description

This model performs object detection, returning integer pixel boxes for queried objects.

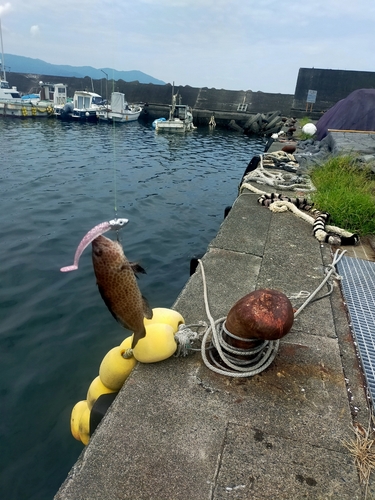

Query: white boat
[71,90,105,121]
[0,78,22,101]
[0,79,68,118]
[155,93,195,132]
[97,92,143,123]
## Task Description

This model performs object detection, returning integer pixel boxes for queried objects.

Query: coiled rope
[177,249,347,377]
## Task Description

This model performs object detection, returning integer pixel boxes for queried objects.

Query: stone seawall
[8,72,294,127]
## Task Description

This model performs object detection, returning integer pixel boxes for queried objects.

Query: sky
[1,0,375,94]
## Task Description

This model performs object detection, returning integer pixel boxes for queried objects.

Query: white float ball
[302,123,317,136]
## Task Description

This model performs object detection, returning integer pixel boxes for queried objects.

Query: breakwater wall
[292,67,375,118]
[9,67,375,125]
[9,72,293,128]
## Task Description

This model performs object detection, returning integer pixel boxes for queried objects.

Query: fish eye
[93,248,102,257]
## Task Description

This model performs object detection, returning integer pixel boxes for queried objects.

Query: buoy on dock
[144,307,184,331]
[70,400,89,442]
[87,376,117,410]
[70,307,185,444]
[132,323,178,363]
[99,344,138,391]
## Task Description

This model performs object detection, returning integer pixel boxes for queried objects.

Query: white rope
[240,154,315,192]
[174,323,207,357]
[267,200,354,238]
[294,248,346,317]
[197,259,279,377]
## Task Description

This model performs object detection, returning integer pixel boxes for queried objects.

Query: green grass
[310,155,375,236]
[299,116,312,127]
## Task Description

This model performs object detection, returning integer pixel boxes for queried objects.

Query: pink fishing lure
[60,218,128,272]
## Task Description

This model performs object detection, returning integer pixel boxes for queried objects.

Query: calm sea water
[0,118,265,500]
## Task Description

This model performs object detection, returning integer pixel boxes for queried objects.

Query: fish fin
[131,326,147,349]
[142,296,153,320]
[129,262,147,276]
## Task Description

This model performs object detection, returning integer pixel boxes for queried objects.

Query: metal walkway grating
[336,255,375,404]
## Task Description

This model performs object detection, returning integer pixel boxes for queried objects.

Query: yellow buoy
[87,376,117,410]
[99,345,137,391]
[79,406,91,446]
[144,307,185,332]
[132,323,177,363]
[119,336,133,350]
[71,400,88,441]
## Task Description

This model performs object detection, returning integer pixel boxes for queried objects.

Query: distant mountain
[2,53,166,85]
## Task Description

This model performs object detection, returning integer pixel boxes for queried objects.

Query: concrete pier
[54,135,375,499]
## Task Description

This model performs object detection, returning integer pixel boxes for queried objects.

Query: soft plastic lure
[60,218,128,272]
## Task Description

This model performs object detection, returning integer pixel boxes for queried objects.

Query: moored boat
[97,92,143,123]
[0,80,67,118]
[155,93,195,132]
[71,91,105,121]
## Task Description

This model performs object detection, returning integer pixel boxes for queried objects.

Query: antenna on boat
[0,18,6,81]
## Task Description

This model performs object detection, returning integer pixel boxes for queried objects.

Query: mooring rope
[176,249,347,377]
[240,154,316,193]
[197,259,280,377]
[293,248,346,318]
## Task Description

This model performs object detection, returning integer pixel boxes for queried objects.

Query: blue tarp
[316,88,375,140]
[21,94,40,100]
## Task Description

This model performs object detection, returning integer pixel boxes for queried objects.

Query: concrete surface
[55,184,372,499]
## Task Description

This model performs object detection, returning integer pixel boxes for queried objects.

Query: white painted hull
[155,118,194,132]
[97,109,141,123]
[0,100,55,118]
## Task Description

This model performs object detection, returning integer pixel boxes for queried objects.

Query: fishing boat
[0,78,68,118]
[71,90,105,121]
[97,92,143,123]
[154,93,195,132]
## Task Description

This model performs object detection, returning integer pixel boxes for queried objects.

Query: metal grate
[336,255,375,404]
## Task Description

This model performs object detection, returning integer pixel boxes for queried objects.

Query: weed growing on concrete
[310,155,375,236]
[344,416,375,498]
[299,116,312,127]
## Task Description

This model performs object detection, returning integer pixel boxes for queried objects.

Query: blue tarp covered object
[316,88,375,140]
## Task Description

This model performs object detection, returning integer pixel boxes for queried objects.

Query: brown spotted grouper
[92,235,153,348]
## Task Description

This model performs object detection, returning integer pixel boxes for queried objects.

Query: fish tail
[131,326,147,349]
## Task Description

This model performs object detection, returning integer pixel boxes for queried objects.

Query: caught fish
[92,235,153,348]
[60,218,128,272]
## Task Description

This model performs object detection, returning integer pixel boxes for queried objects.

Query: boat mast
[0,18,6,80]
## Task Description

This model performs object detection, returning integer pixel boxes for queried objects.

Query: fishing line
[109,72,118,219]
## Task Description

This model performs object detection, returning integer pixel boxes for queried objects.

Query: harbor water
[0,118,265,500]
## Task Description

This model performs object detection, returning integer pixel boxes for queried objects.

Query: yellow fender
[132,323,177,363]
[70,400,89,442]
[99,344,137,391]
[87,376,117,410]
[144,307,185,331]
[78,407,91,445]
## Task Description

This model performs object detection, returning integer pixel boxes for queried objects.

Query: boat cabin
[72,90,104,121]
[171,104,190,120]
[39,82,68,105]
[0,79,22,100]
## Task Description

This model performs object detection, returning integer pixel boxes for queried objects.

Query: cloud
[30,25,40,37]
[0,2,12,16]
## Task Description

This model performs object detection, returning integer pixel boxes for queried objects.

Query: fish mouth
[92,234,115,252]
